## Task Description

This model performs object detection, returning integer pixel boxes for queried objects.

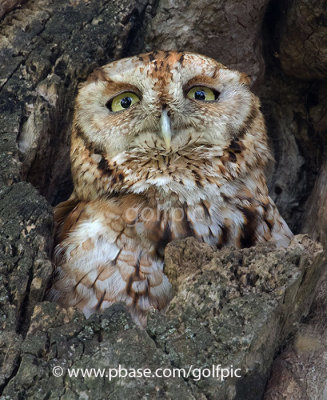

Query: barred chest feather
[49,50,293,326]
[49,166,292,327]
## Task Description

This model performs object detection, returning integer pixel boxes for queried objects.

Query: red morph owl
[49,51,293,326]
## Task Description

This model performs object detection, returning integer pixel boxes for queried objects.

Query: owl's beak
[159,109,172,150]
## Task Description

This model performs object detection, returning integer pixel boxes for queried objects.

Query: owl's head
[71,51,267,200]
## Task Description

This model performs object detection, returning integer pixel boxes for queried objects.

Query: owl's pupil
[194,90,206,100]
[120,97,132,109]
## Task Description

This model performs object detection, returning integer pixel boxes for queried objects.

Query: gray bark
[0,0,326,398]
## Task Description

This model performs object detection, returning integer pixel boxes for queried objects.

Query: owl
[48,51,293,326]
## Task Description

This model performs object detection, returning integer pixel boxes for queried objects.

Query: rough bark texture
[278,0,327,80]
[0,236,325,400]
[0,0,23,20]
[264,274,327,400]
[0,0,327,399]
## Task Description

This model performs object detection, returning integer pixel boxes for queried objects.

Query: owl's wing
[48,199,172,327]
[257,196,293,248]
[53,193,81,244]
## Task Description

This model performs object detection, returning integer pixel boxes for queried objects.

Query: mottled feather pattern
[48,51,293,326]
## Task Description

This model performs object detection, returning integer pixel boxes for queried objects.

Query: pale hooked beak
[159,109,172,150]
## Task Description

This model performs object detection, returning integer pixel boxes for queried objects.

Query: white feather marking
[132,280,148,292]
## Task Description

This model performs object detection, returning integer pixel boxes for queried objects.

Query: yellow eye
[108,92,140,112]
[186,86,217,101]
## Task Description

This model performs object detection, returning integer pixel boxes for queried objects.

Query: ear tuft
[239,72,251,86]
[86,67,107,83]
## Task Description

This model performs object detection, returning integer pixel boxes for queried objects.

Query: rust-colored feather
[53,193,84,244]
[49,51,293,326]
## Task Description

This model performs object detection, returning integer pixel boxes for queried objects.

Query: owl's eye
[107,92,141,112]
[186,86,219,102]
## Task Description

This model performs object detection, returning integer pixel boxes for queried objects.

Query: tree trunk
[0,0,326,398]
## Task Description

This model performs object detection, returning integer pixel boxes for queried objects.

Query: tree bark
[0,0,326,398]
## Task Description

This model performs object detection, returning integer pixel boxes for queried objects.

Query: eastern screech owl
[49,51,293,326]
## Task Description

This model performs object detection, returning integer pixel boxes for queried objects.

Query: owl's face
[72,51,266,202]
[75,51,255,158]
